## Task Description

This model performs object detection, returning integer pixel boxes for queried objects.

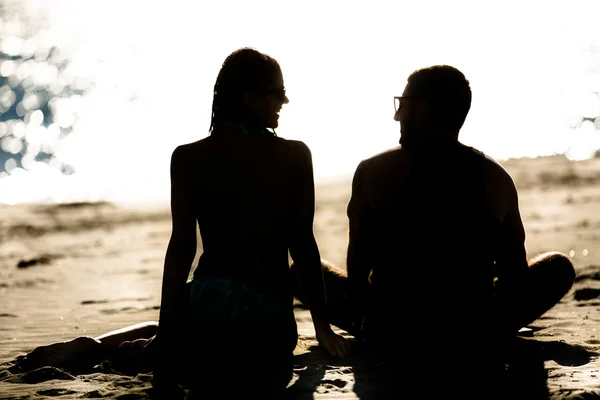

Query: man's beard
[399,121,418,147]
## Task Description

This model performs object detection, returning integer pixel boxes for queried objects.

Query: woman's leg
[14,322,158,373]
[495,251,576,335]
[94,321,158,347]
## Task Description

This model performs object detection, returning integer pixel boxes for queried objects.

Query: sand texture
[2,155,600,399]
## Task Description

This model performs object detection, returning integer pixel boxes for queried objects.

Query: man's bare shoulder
[481,153,517,191]
[357,146,406,173]
[480,152,520,221]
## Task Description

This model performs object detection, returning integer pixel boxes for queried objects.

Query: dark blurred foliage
[0,2,92,176]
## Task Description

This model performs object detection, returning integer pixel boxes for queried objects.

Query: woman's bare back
[174,127,314,287]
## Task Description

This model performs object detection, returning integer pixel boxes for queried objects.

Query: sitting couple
[24,47,577,399]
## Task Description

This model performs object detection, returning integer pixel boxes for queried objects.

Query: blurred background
[0,0,599,205]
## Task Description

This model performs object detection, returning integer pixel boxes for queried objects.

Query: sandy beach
[2,154,600,399]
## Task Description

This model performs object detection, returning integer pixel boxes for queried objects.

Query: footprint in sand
[79,297,158,314]
[80,297,152,306]
[81,390,103,398]
[80,300,110,305]
[541,341,597,367]
[574,288,600,301]
[80,297,152,305]
[8,278,55,289]
[16,255,62,269]
[100,306,159,315]
[573,266,600,283]
[317,378,349,392]
[576,300,600,307]
[4,366,76,384]
[36,388,78,396]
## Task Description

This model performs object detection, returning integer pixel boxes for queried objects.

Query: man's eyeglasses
[264,87,286,100]
[394,96,420,113]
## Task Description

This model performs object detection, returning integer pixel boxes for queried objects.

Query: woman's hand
[151,367,184,400]
[315,327,351,358]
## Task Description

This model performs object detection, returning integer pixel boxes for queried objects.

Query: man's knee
[536,251,576,293]
[290,259,347,281]
[546,251,576,279]
[290,260,348,305]
[321,259,348,282]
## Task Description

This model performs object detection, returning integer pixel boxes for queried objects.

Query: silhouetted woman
[12,47,349,399]
[146,47,350,398]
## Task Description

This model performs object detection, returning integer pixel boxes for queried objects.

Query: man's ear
[414,99,428,119]
[243,91,257,109]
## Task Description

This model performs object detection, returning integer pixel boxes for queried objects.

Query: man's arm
[493,167,529,282]
[288,141,349,358]
[346,161,372,310]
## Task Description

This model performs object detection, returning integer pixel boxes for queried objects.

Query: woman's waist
[193,251,290,289]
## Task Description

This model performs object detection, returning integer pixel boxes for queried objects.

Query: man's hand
[315,328,351,358]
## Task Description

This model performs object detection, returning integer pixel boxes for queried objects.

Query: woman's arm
[154,146,198,389]
[288,142,350,358]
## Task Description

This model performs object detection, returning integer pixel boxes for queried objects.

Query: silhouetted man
[293,65,576,395]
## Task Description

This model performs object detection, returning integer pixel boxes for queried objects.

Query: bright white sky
[1,0,600,204]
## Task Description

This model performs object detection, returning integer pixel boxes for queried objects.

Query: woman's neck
[213,120,275,137]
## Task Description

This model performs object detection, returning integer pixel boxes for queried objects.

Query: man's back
[347,142,511,356]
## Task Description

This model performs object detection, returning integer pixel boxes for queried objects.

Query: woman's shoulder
[273,138,315,171]
[171,138,212,158]
[171,136,313,166]
[274,137,311,156]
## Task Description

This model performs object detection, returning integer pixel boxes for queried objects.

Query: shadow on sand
[286,335,597,400]
[2,330,595,399]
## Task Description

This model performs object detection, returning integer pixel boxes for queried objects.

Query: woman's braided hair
[209,47,281,134]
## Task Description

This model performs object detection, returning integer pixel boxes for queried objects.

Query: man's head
[394,65,471,148]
